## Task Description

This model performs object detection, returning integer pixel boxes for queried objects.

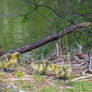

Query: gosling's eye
[16,54,19,58]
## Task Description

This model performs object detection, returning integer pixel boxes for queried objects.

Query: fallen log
[4,22,91,54]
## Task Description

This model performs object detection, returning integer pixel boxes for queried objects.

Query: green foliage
[0,0,91,57]
[72,0,78,10]
[79,1,88,14]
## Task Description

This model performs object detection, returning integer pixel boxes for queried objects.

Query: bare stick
[72,74,92,82]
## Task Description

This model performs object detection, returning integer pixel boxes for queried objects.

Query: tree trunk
[57,0,61,30]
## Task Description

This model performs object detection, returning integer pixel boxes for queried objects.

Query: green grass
[33,74,46,82]
[14,79,37,91]
[14,64,20,68]
[14,79,24,86]
[21,83,36,90]
[0,72,5,77]
[37,86,61,92]
[63,80,92,92]
[53,80,65,85]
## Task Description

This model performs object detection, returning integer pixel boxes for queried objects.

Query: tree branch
[4,22,91,54]
[24,0,61,18]
[35,4,61,18]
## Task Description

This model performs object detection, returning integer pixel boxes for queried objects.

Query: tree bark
[4,22,91,54]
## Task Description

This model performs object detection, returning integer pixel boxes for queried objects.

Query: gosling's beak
[18,58,20,64]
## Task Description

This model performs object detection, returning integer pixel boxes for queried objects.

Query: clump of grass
[14,64,19,68]
[14,79,24,86]
[0,72,5,81]
[67,81,75,86]
[63,88,74,92]
[14,79,37,91]
[33,74,46,82]
[15,71,25,77]
[21,83,36,90]
[0,72,5,77]
[53,80,64,85]
[39,86,61,92]
[64,80,92,92]
[21,83,31,89]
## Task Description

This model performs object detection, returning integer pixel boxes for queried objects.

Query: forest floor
[0,50,92,92]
